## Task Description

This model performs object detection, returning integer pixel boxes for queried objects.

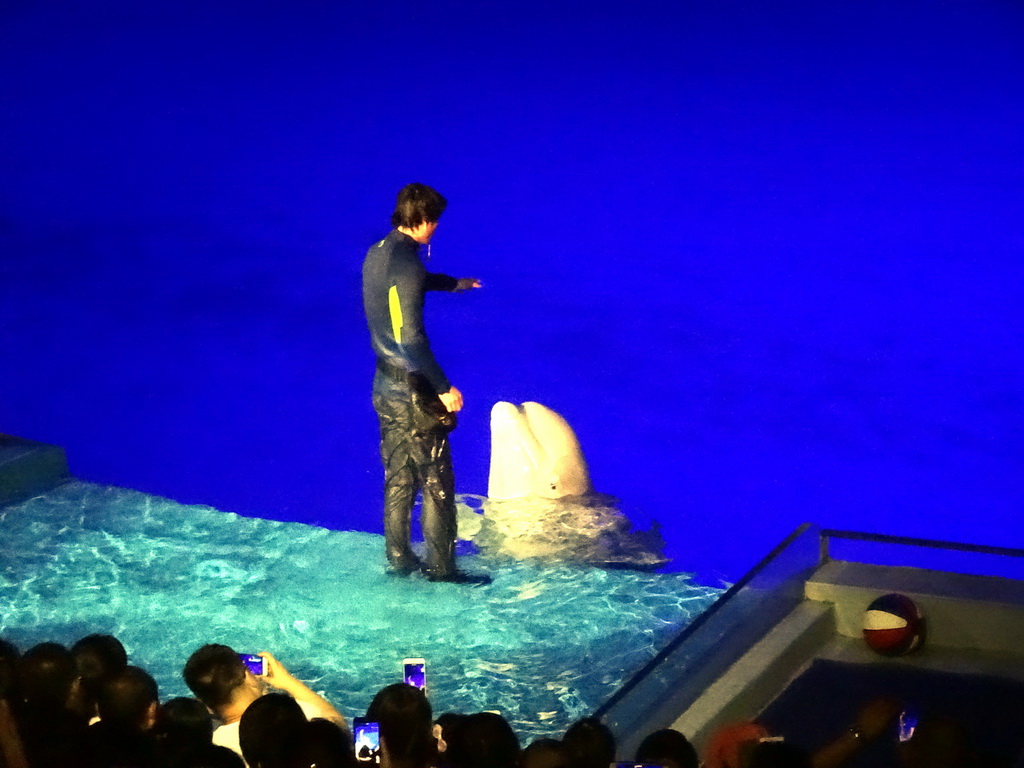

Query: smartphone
[354,717,381,764]
[238,654,267,676]
[898,706,919,743]
[403,658,426,693]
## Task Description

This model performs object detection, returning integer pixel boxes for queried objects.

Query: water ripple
[0,481,722,742]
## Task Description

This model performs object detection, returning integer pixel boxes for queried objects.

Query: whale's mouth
[487,401,592,501]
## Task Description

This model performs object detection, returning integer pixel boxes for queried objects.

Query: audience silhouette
[0,632,1007,768]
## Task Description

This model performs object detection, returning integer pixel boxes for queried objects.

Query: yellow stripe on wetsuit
[388,285,404,344]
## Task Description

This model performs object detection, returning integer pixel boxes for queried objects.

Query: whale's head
[487,401,592,500]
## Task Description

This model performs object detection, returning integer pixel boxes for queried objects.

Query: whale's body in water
[460,401,667,569]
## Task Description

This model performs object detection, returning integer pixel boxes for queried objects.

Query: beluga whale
[457,401,668,569]
[487,401,592,500]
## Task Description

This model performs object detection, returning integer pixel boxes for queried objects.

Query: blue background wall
[2,0,1022,580]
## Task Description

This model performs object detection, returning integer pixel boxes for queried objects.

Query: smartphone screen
[238,654,266,676]
[898,706,919,742]
[403,658,426,692]
[354,717,381,764]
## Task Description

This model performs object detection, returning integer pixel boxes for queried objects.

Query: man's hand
[258,651,301,695]
[439,386,464,413]
[454,278,481,291]
[258,651,347,729]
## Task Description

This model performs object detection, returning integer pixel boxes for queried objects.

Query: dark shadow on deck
[0,434,70,506]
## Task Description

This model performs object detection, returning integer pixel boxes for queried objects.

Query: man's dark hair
[897,715,973,768]
[391,183,447,229]
[72,633,128,700]
[183,644,246,710]
[447,712,520,768]
[19,642,78,708]
[435,711,468,761]
[562,717,616,768]
[522,738,570,768]
[282,718,356,768]
[97,665,159,729]
[636,728,699,768]
[158,697,246,768]
[366,683,434,768]
[158,696,215,754]
[240,692,307,768]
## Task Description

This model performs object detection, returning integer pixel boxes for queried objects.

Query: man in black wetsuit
[362,183,485,583]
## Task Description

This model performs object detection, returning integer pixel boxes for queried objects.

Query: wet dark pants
[373,388,457,576]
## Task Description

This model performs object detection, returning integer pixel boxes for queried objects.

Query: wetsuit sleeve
[424,272,458,292]
[389,259,451,394]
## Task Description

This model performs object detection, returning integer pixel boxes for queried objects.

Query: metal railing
[820,528,1024,564]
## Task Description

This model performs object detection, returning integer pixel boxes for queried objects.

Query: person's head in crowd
[366,683,435,768]
[282,717,356,768]
[897,715,973,768]
[446,712,520,768]
[19,641,79,710]
[562,717,615,768]
[704,722,770,768]
[434,712,468,762]
[0,638,21,701]
[746,741,811,768]
[13,643,93,768]
[71,633,128,716]
[89,667,160,768]
[156,699,245,768]
[97,664,160,730]
[184,643,262,719]
[521,738,570,768]
[157,696,219,767]
[239,692,307,768]
[635,728,698,768]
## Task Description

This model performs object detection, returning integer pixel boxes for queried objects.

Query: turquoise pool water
[0,481,722,742]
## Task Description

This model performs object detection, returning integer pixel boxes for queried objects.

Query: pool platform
[595,525,1024,766]
[5,432,1024,764]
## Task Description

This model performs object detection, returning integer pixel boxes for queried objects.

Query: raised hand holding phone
[404,658,426,693]
[354,717,381,764]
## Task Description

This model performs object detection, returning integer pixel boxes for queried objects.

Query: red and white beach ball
[863,593,925,656]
